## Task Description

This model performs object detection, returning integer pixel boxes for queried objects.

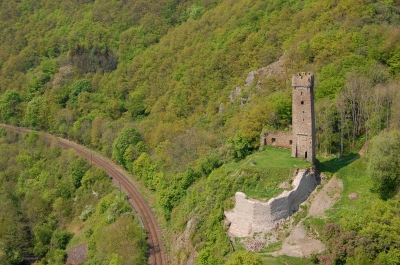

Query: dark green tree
[368,130,400,200]
[68,157,89,189]
[112,127,141,168]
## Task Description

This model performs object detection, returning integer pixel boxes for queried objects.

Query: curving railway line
[0,124,168,265]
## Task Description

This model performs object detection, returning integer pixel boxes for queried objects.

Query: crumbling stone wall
[225,168,319,237]
[260,131,292,149]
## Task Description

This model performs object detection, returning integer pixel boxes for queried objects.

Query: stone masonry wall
[291,72,316,163]
[260,131,292,149]
[225,168,318,237]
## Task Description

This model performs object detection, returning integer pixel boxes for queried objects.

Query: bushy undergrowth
[0,130,146,264]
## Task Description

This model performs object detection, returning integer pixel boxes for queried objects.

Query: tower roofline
[292,72,314,88]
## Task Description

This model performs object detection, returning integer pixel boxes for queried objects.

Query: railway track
[0,124,168,265]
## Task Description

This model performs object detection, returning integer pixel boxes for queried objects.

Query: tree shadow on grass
[316,152,360,175]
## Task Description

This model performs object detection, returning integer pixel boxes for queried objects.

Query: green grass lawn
[236,145,378,264]
[226,146,311,171]
[307,153,380,241]
[226,146,311,201]
[326,156,379,223]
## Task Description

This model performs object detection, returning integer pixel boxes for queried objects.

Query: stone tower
[291,72,315,164]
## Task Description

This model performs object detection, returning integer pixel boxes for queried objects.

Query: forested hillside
[0,129,146,264]
[0,0,400,264]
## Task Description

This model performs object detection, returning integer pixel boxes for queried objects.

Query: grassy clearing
[263,255,314,265]
[226,146,311,172]
[316,153,359,177]
[325,156,379,224]
[226,146,311,200]
[260,241,282,253]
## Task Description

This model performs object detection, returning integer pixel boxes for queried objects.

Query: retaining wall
[225,168,319,237]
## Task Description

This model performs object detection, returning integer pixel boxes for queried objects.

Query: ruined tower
[291,72,315,164]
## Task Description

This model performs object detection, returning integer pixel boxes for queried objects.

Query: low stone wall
[260,131,292,149]
[225,168,319,237]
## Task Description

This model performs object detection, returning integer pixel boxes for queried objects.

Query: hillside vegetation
[0,0,400,264]
[0,129,146,264]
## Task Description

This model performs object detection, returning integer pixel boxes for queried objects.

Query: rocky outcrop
[225,52,288,104]
[244,52,287,90]
[225,167,319,237]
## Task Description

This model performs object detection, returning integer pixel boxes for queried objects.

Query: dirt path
[308,176,343,217]
[0,124,168,265]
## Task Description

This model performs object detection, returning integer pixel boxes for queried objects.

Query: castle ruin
[225,73,318,237]
[261,72,315,164]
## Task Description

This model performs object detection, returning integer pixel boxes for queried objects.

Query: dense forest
[0,0,400,264]
[0,129,147,264]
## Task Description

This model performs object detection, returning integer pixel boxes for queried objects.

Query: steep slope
[0,0,400,264]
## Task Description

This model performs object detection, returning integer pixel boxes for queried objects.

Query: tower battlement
[292,72,314,88]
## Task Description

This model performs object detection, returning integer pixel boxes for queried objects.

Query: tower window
[272,138,276,143]
[301,101,304,105]
[289,140,292,145]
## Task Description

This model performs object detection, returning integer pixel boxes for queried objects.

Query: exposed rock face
[170,217,199,265]
[225,168,319,237]
[225,52,288,106]
[66,243,87,265]
[244,52,287,90]
[229,87,242,102]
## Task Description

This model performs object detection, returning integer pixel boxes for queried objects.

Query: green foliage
[0,131,147,264]
[224,251,263,265]
[51,230,73,249]
[112,127,141,169]
[70,79,92,104]
[321,200,400,264]
[228,132,253,160]
[68,157,89,189]
[198,152,223,177]
[267,91,292,129]
[33,223,53,256]
[133,152,157,189]
[1,0,400,263]
[0,90,21,123]
[24,97,50,129]
[158,167,202,219]
[127,89,147,117]
[46,249,66,265]
[89,215,147,265]
[368,130,400,200]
